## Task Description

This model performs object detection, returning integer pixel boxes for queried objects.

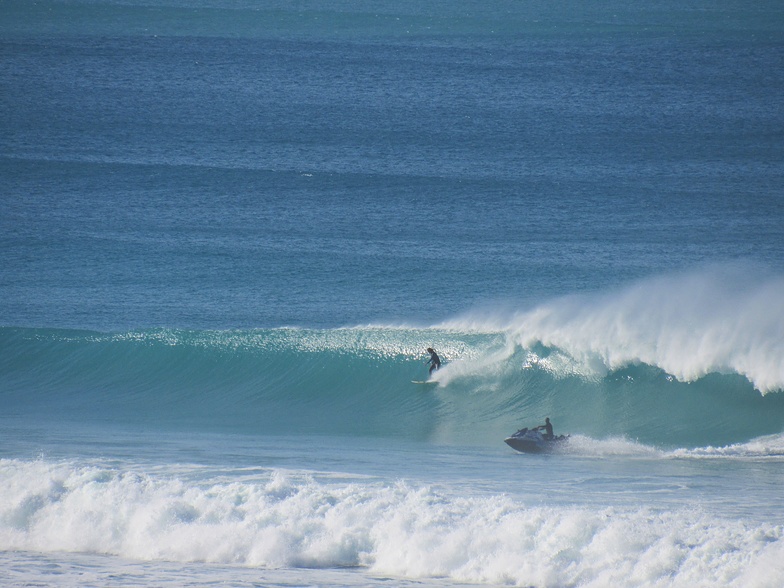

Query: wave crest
[444,264,784,394]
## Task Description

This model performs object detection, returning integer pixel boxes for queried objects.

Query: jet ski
[504,427,569,453]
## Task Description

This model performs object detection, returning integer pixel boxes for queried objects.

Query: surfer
[535,417,554,440]
[425,348,441,375]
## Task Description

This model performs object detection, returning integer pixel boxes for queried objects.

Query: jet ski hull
[504,428,568,453]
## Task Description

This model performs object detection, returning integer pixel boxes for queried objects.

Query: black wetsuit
[428,351,441,374]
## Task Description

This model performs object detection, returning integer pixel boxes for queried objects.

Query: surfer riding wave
[426,348,441,376]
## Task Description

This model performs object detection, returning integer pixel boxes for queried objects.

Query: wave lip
[446,265,784,394]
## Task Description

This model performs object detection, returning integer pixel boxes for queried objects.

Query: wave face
[3,268,783,449]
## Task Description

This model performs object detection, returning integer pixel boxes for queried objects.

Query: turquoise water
[2,1,784,586]
[3,318,784,448]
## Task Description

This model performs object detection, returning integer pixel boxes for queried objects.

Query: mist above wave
[442,264,784,393]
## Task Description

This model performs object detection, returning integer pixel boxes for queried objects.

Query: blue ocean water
[2,1,784,586]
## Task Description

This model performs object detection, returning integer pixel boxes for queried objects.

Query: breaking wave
[0,458,781,588]
[2,266,783,449]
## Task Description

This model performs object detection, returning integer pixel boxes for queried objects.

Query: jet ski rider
[535,417,554,440]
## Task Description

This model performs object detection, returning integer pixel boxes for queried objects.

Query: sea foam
[1,458,781,588]
[443,264,784,394]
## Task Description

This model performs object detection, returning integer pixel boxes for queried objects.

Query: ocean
[2,1,784,586]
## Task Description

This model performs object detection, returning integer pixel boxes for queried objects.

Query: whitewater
[1,452,783,588]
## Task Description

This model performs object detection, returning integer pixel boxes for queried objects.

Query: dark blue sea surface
[3,1,783,330]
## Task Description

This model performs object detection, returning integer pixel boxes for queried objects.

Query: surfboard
[412,380,437,385]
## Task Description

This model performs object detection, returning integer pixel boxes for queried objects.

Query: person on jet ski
[535,417,554,440]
